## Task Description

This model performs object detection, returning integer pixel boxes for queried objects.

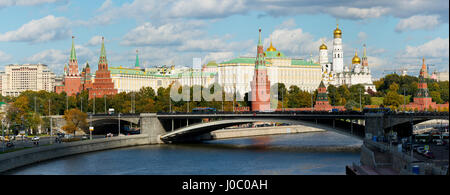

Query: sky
[0,0,448,79]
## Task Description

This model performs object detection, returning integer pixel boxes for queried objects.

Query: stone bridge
[45,112,448,144]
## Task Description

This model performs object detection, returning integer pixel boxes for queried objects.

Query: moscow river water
[8,131,362,175]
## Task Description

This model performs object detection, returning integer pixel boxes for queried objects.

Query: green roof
[291,59,320,66]
[264,51,285,58]
[220,57,319,66]
[220,57,272,65]
[206,61,218,67]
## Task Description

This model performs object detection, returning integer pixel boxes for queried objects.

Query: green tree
[430,91,443,104]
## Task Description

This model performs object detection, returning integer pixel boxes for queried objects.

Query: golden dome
[319,43,327,50]
[334,23,342,38]
[266,39,277,52]
[352,49,361,64]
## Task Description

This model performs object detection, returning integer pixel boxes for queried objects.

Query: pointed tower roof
[70,36,77,61]
[363,44,367,58]
[135,49,140,68]
[86,61,90,68]
[98,36,108,66]
[319,80,326,88]
[420,57,427,77]
[258,28,262,46]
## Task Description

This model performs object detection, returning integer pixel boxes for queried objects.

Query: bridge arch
[160,118,363,143]
[89,118,139,135]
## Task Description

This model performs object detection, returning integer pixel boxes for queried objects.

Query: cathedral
[319,23,376,93]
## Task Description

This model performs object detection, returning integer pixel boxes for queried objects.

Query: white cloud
[276,18,297,29]
[394,37,449,72]
[168,0,247,19]
[395,15,441,32]
[327,6,390,20]
[401,37,449,58]
[85,35,104,47]
[357,32,367,43]
[203,52,235,64]
[0,50,13,63]
[0,0,65,8]
[0,15,71,43]
[98,0,113,12]
[121,22,206,46]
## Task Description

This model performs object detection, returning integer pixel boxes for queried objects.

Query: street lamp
[359,88,362,112]
[118,113,121,136]
[49,99,53,144]
[93,93,96,115]
[104,95,107,114]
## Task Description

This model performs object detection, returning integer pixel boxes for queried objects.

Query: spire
[363,44,367,57]
[98,36,108,67]
[70,36,77,61]
[135,49,140,68]
[86,61,90,68]
[420,57,427,77]
[258,28,262,46]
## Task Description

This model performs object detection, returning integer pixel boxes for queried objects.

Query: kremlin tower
[402,58,448,111]
[89,37,117,99]
[250,28,271,111]
[63,36,82,96]
[314,81,333,111]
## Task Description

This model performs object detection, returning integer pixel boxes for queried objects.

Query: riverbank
[0,134,151,174]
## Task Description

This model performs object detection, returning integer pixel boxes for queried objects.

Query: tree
[383,83,403,108]
[430,91,443,104]
[345,100,358,110]
[62,108,88,136]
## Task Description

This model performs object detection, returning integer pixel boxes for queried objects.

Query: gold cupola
[266,39,277,52]
[319,43,327,50]
[334,23,342,38]
[352,49,361,64]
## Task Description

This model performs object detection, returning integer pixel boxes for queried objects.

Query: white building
[320,23,376,92]
[1,64,56,97]
[217,41,322,98]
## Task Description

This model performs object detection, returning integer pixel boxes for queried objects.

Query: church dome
[352,50,361,64]
[266,40,277,52]
[319,43,327,50]
[334,24,342,38]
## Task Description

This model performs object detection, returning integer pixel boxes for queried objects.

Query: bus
[108,108,115,115]
[415,134,430,143]
[192,107,216,113]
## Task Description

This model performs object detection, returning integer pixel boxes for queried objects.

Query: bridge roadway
[47,111,448,143]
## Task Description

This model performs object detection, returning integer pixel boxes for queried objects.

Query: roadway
[0,135,106,153]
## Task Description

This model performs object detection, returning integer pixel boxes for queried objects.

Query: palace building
[217,31,322,99]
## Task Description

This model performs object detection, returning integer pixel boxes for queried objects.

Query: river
[8,131,362,175]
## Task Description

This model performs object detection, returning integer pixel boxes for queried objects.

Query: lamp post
[118,113,121,136]
[281,89,284,111]
[403,88,407,112]
[2,119,4,153]
[359,88,362,112]
[104,95,106,114]
[49,99,52,144]
[93,93,96,115]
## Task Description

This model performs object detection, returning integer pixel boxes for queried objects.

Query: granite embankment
[0,134,151,173]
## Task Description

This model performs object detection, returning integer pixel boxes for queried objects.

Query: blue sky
[0,0,448,78]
